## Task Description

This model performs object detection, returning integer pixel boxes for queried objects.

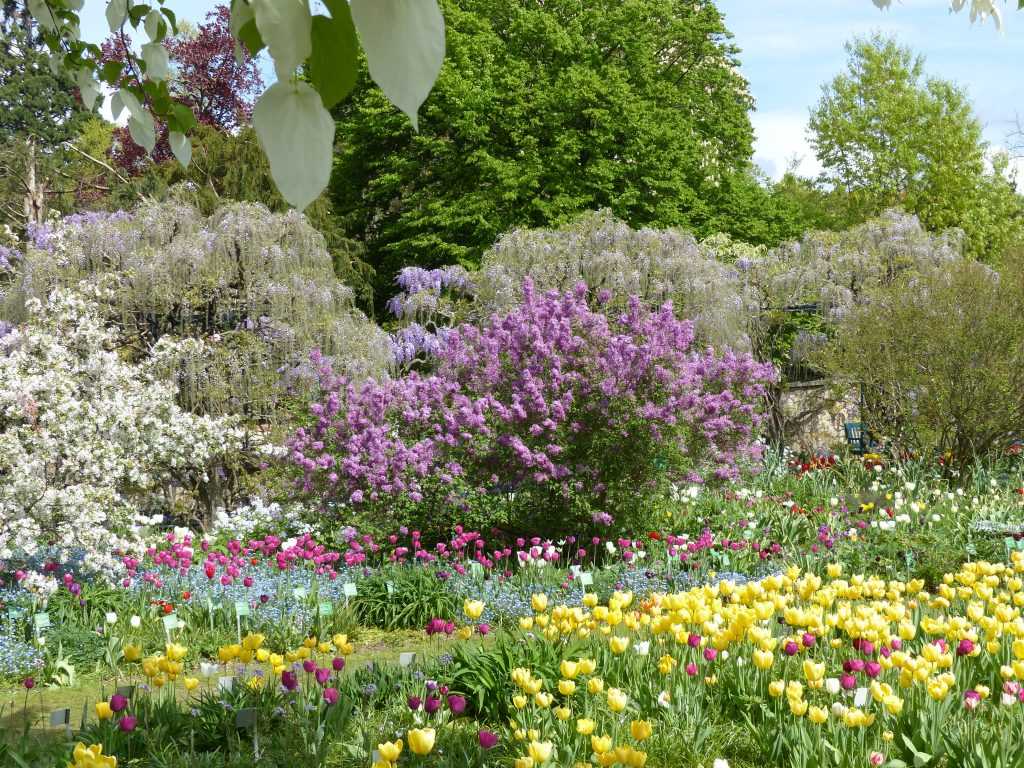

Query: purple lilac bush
[288,281,776,532]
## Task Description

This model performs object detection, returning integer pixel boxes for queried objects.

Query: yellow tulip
[528,741,553,763]
[558,679,576,696]
[630,719,653,740]
[658,654,677,675]
[531,593,548,612]
[588,677,604,694]
[519,616,535,631]
[184,677,200,692]
[122,644,142,663]
[463,599,485,620]
[789,698,808,717]
[578,658,597,675]
[94,701,113,720]
[607,687,628,713]
[513,694,528,709]
[514,758,534,768]
[808,706,828,724]
[591,734,613,754]
[753,649,774,670]
[554,706,572,721]
[69,742,117,768]
[457,626,474,641]
[377,740,403,762]
[576,718,596,735]
[560,660,579,679]
[609,636,630,654]
[768,680,785,698]
[407,728,436,756]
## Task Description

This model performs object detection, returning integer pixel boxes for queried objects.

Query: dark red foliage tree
[102,4,263,174]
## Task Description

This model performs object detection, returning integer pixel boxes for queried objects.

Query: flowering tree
[289,282,775,534]
[100,5,263,173]
[0,288,242,580]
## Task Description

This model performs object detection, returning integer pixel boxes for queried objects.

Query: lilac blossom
[289,281,775,528]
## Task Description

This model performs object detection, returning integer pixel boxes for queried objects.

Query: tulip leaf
[253,80,335,210]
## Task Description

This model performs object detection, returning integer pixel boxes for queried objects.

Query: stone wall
[780,382,860,454]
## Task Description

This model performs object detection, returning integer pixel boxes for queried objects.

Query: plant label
[292,587,307,600]
[318,601,333,617]
[218,676,234,692]
[578,572,593,587]
[50,708,70,726]
[234,602,251,617]
[236,707,257,729]
[385,581,395,595]
[115,685,135,699]
[342,582,358,598]
[398,652,416,667]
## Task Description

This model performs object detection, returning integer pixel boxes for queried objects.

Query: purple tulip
[425,696,441,714]
[447,694,467,715]
[840,674,856,691]
[332,657,345,671]
[281,671,298,691]
[118,715,137,732]
[957,638,975,657]
[22,677,35,690]
[302,660,316,674]
[110,694,128,713]
[315,667,331,685]
[407,696,422,711]
[783,641,799,656]
[323,687,339,705]
[478,730,499,749]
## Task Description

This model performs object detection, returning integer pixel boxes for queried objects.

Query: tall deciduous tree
[331,0,757,301]
[808,34,1024,260]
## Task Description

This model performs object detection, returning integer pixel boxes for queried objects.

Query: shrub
[288,282,775,535]
[0,288,241,580]
[825,257,1024,469]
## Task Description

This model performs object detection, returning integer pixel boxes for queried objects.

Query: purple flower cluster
[386,266,471,320]
[288,281,775,522]
[0,244,20,272]
[388,323,454,367]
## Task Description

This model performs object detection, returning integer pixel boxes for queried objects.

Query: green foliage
[824,257,1024,469]
[354,569,458,630]
[809,34,1024,262]
[0,19,91,146]
[331,0,757,302]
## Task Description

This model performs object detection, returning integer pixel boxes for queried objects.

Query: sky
[716,0,1024,179]
[76,0,1024,181]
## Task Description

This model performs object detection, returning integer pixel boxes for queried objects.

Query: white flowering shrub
[0,288,243,576]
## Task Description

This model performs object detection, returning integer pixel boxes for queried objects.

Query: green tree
[808,34,1023,260]
[0,15,93,229]
[331,0,757,301]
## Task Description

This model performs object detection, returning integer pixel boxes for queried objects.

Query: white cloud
[750,111,822,181]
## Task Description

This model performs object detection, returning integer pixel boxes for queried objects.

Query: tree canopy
[330,0,759,300]
[809,34,1024,261]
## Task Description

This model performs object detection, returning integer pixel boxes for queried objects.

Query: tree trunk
[23,138,47,227]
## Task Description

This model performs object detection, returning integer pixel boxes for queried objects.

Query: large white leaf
[141,42,169,81]
[350,0,445,130]
[106,0,129,33]
[253,81,334,210]
[75,69,100,111]
[252,0,312,81]
[116,88,144,120]
[169,132,192,168]
[27,0,59,31]
[144,10,163,41]
[128,113,156,154]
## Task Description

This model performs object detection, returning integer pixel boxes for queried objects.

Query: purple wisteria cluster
[385,266,471,321]
[288,281,775,527]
